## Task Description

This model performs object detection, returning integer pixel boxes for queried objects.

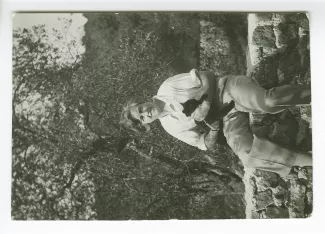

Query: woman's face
[130,102,161,124]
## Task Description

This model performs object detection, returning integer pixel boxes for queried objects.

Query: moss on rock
[252,25,276,48]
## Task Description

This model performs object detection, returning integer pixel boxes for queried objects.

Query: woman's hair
[119,100,150,132]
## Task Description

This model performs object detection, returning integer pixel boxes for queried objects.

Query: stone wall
[198,13,312,219]
[245,13,312,219]
[248,13,309,68]
[245,167,312,218]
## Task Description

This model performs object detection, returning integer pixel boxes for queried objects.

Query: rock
[297,13,309,31]
[277,68,286,83]
[274,27,285,48]
[274,23,299,48]
[296,118,310,146]
[297,168,308,181]
[278,109,294,120]
[265,206,289,218]
[273,196,284,207]
[288,180,307,218]
[254,170,279,191]
[250,210,260,219]
[277,49,302,84]
[255,13,273,23]
[245,11,312,219]
[300,106,312,127]
[305,167,313,175]
[273,13,299,24]
[298,27,308,38]
[298,167,313,189]
[255,189,274,210]
[303,68,311,84]
[306,170,313,189]
[298,34,310,68]
[286,167,299,180]
[276,175,288,188]
[273,13,287,23]
[251,125,273,138]
[271,185,288,206]
[285,172,297,181]
[252,25,276,48]
[259,210,267,218]
[305,190,313,217]
[268,121,298,146]
[199,20,210,27]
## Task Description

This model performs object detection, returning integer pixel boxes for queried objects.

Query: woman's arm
[204,129,219,150]
[164,120,221,151]
[197,70,216,104]
[191,70,217,121]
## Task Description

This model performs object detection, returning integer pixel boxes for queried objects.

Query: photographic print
[12,12,312,220]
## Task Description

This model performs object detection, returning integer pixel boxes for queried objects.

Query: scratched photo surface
[12,12,312,220]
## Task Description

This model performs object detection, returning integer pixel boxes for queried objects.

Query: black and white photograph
[11,11,313,221]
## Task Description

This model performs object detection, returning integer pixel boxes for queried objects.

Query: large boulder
[255,190,274,210]
[252,25,276,48]
[265,206,289,218]
[274,23,299,48]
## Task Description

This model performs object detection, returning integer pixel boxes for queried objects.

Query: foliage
[12,23,96,220]
[199,13,248,76]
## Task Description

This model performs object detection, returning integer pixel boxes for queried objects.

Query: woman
[120,69,312,176]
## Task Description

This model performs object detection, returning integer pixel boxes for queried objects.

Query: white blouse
[153,69,208,150]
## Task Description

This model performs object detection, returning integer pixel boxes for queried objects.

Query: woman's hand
[204,119,221,131]
[203,100,235,131]
[191,100,211,121]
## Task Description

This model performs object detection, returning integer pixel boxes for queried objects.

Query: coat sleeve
[160,119,208,151]
[174,130,208,151]
[162,69,203,91]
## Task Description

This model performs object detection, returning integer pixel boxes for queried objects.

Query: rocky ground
[244,13,312,219]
